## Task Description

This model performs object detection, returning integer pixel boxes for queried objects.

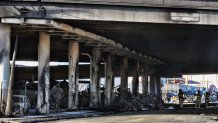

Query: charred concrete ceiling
[9,19,218,76]
[60,20,218,75]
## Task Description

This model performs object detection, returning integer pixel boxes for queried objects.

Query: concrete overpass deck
[1,0,218,115]
[3,1,218,75]
[5,0,218,11]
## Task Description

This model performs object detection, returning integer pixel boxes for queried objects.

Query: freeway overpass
[1,0,218,114]
[2,0,218,75]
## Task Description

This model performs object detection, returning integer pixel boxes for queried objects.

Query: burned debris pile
[97,94,164,112]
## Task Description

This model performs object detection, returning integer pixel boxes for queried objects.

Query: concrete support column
[120,56,128,102]
[132,61,139,97]
[155,76,161,97]
[37,32,50,114]
[150,75,156,95]
[142,65,148,94]
[104,54,114,106]
[0,24,10,112]
[68,41,79,109]
[90,49,101,108]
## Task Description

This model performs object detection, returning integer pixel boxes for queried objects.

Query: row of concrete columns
[37,33,82,113]
[0,24,161,114]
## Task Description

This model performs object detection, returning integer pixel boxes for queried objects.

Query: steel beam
[0,24,10,113]
[68,41,79,109]
[37,32,50,114]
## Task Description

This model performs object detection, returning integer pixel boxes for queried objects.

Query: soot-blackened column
[142,64,148,94]
[120,56,128,102]
[132,61,139,97]
[105,54,114,106]
[37,32,50,114]
[68,41,79,109]
[0,24,10,113]
[90,49,101,108]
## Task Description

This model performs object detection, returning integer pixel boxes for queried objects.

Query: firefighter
[205,91,210,108]
[195,90,201,108]
[178,89,184,108]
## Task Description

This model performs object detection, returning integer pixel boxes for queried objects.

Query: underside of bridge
[10,20,218,81]
[10,20,218,77]
[60,20,218,74]
[1,0,218,117]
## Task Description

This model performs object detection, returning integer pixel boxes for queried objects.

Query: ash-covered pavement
[54,113,218,123]
[1,108,218,123]
[0,110,111,123]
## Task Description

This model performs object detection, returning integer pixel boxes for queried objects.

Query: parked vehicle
[170,96,179,104]
[13,95,30,115]
[167,92,175,102]
[183,95,195,103]
[210,92,217,102]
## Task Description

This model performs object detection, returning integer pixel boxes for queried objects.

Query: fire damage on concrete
[0,15,165,120]
[2,0,218,123]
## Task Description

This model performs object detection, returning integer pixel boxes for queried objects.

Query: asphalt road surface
[54,113,218,123]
